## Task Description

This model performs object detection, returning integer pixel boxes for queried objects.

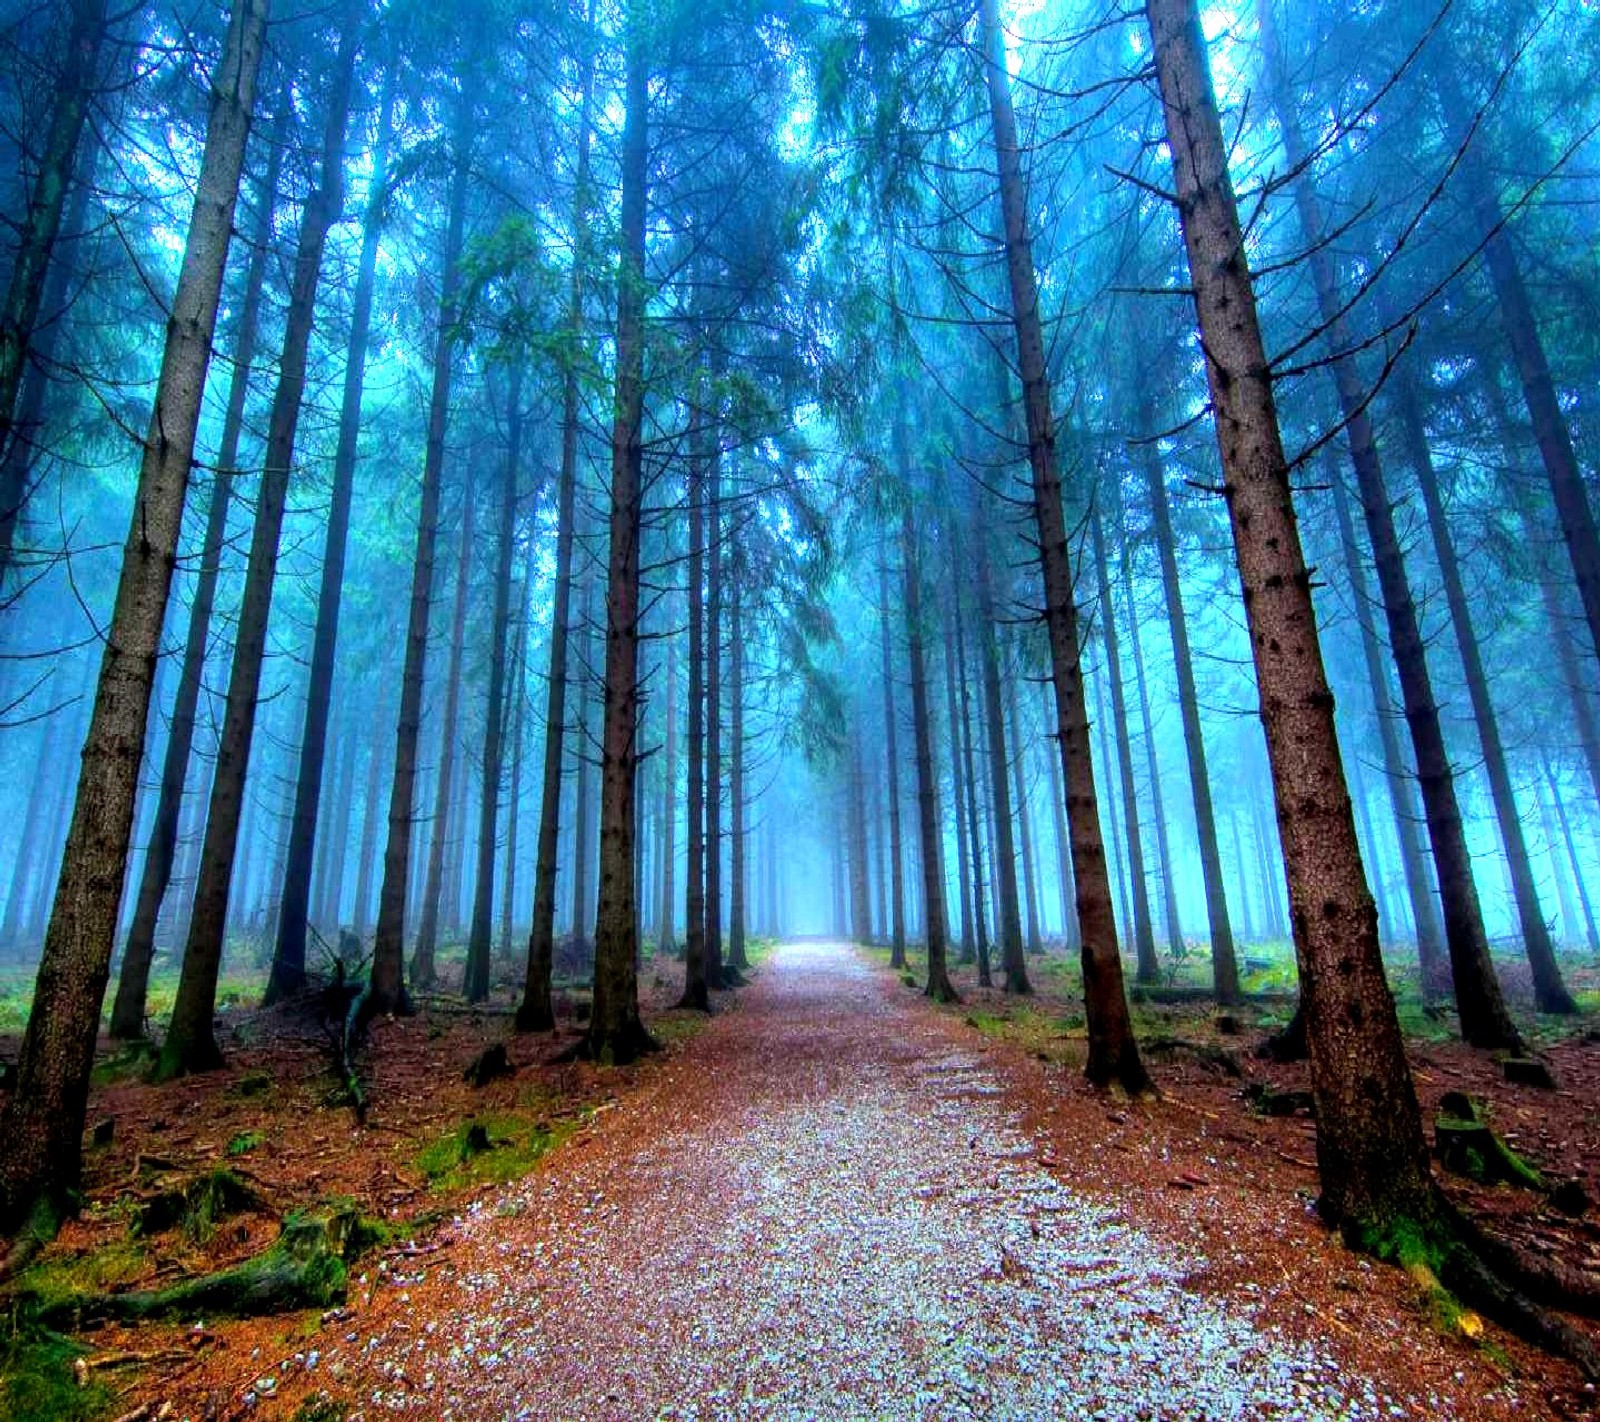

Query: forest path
[296,942,1422,1419]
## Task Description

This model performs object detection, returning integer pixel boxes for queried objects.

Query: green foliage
[227,1130,266,1157]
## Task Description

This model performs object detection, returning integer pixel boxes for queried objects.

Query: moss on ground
[413,1111,579,1191]
[0,1326,113,1422]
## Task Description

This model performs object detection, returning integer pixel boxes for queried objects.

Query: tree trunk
[678,414,709,1010]
[973,519,1029,995]
[1395,372,1573,1013]
[517,38,593,1027]
[465,370,525,997]
[500,556,534,960]
[1133,421,1239,999]
[705,459,725,985]
[979,0,1142,1088]
[110,101,288,1038]
[848,729,873,943]
[728,579,748,971]
[955,590,993,984]
[657,629,677,956]
[877,553,907,968]
[1090,499,1158,979]
[1545,764,1600,956]
[1325,450,1449,990]
[1114,485,1182,962]
[1148,0,1432,1225]
[940,588,974,956]
[0,0,267,1231]
[900,497,956,1001]
[369,94,473,1020]
[267,57,395,1002]
[1008,681,1044,956]
[0,0,108,585]
[1045,726,1078,951]
[413,466,476,994]
[353,736,384,940]
[1258,6,1520,1050]
[159,7,359,1079]
[584,12,652,1064]
[569,571,596,949]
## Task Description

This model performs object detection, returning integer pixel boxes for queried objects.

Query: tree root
[1353,1195,1600,1380]
[0,1194,64,1285]
[29,1206,367,1328]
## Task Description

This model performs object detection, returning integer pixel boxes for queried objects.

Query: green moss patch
[414,1112,578,1191]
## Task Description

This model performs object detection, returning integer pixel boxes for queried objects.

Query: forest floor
[1,938,1598,1420]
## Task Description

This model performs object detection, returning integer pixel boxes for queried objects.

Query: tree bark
[584,11,652,1064]
[1148,0,1433,1224]
[657,631,677,956]
[466,370,525,997]
[704,458,725,985]
[267,56,395,1002]
[413,466,476,994]
[901,497,956,1001]
[1090,499,1158,980]
[1115,489,1183,963]
[369,93,473,1020]
[973,521,1029,993]
[1132,419,1239,999]
[1258,4,1521,1050]
[1325,449,1449,990]
[727,578,749,970]
[877,553,907,967]
[939,585,974,956]
[159,5,359,1079]
[500,556,534,960]
[678,414,709,1009]
[0,0,267,1231]
[979,0,1142,1088]
[110,101,288,1038]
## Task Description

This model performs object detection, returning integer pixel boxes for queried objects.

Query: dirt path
[231,943,1532,1419]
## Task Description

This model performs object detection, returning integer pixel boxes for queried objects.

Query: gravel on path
[256,941,1503,1421]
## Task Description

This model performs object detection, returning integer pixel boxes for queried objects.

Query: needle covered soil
[4,940,1598,1420]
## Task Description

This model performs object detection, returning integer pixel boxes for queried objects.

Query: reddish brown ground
[7,941,1599,1419]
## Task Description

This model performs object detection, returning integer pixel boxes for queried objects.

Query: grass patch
[16,1237,148,1314]
[650,1011,710,1049]
[227,1130,267,1157]
[0,1326,113,1422]
[963,1005,1085,1067]
[413,1111,578,1192]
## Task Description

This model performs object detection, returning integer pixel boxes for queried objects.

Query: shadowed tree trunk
[158,9,359,1080]
[500,556,534,961]
[370,92,473,1020]
[415,467,476,993]
[877,552,907,968]
[1394,372,1573,1013]
[518,34,593,1027]
[1131,414,1238,1001]
[973,510,1029,995]
[678,413,709,1011]
[1090,499,1158,981]
[1258,4,1520,1051]
[1115,490,1182,964]
[569,571,596,950]
[0,0,268,1231]
[0,0,109,586]
[1324,450,1449,992]
[898,492,956,1002]
[111,102,288,1037]
[267,57,396,1004]
[727,578,749,971]
[1148,0,1433,1225]
[705,458,725,986]
[940,584,973,956]
[656,631,677,956]
[979,0,1143,1089]
[950,540,992,983]
[1007,680,1044,956]
[848,728,873,943]
[584,12,653,1065]
[467,370,525,998]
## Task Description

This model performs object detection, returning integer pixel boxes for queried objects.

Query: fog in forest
[1,0,1599,1405]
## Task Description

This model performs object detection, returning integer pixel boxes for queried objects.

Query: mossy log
[35,1207,362,1326]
